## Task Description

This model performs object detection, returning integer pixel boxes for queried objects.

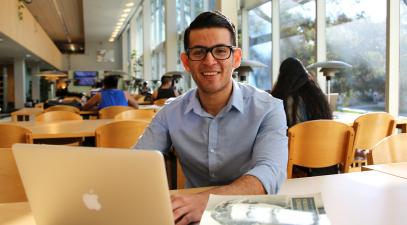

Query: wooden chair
[287,120,355,179]
[45,105,80,114]
[114,109,155,121]
[95,120,149,148]
[367,133,407,165]
[153,98,168,106]
[352,112,396,167]
[36,111,83,122]
[98,106,134,119]
[0,124,32,202]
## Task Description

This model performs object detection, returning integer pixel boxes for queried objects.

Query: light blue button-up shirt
[134,81,288,194]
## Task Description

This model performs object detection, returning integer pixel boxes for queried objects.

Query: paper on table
[200,193,330,225]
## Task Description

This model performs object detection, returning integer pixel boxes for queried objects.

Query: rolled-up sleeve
[245,101,288,194]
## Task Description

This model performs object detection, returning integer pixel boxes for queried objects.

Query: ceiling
[0,0,138,68]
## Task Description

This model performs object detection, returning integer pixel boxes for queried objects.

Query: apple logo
[82,189,102,211]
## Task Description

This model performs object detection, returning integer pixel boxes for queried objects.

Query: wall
[62,41,122,93]
[0,0,63,69]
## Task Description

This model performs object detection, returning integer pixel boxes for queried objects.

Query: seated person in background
[134,11,287,225]
[82,75,138,110]
[271,57,335,177]
[139,81,152,96]
[152,75,179,100]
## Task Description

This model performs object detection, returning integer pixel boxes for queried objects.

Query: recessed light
[123,8,131,13]
[119,18,125,22]
[109,38,114,42]
[117,22,124,26]
[125,2,134,7]
[120,13,128,18]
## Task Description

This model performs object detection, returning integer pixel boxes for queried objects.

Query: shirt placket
[207,118,218,180]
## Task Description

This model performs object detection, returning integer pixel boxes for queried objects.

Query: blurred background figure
[83,75,138,110]
[139,81,152,96]
[271,57,334,177]
[152,75,179,100]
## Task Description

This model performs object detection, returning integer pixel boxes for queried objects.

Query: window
[247,1,272,90]
[151,0,166,80]
[327,0,386,112]
[280,0,316,65]
[400,0,407,116]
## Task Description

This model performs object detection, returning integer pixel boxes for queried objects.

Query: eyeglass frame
[186,44,236,61]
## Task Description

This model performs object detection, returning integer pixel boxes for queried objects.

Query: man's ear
[232,48,242,69]
[180,52,191,72]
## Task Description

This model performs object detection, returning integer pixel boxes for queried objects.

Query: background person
[271,57,335,176]
[152,75,180,100]
[134,11,287,225]
[82,75,139,110]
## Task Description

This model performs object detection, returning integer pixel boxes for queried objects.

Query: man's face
[181,28,242,96]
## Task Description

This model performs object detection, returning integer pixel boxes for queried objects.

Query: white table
[279,171,407,225]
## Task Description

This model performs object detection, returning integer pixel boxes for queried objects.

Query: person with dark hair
[152,75,179,100]
[271,57,336,176]
[83,75,138,110]
[135,11,287,225]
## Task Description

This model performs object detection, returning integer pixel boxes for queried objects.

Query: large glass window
[247,1,272,90]
[280,0,316,65]
[327,0,386,112]
[151,0,165,80]
[400,0,407,116]
[135,10,143,79]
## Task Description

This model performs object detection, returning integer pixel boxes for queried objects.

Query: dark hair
[183,11,237,50]
[103,75,119,89]
[271,57,332,127]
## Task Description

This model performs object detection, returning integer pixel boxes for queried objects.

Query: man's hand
[171,192,209,225]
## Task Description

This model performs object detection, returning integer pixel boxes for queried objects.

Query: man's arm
[171,175,265,225]
[125,91,139,108]
[82,93,101,110]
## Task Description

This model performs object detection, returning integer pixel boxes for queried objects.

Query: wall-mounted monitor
[73,71,97,86]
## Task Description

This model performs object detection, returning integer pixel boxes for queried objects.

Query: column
[272,0,280,85]
[216,0,238,27]
[31,64,41,102]
[165,0,178,72]
[142,0,152,81]
[316,0,326,92]
[14,57,26,109]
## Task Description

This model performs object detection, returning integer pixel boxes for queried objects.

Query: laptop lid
[13,144,174,225]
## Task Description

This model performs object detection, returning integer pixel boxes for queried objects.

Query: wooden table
[1,171,407,225]
[362,162,407,179]
[6,119,113,139]
[279,171,407,225]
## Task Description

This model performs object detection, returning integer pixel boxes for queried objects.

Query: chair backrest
[0,124,33,148]
[114,109,155,121]
[368,133,407,164]
[98,106,134,119]
[36,111,83,122]
[0,124,32,202]
[352,112,396,157]
[287,120,355,178]
[45,105,80,114]
[153,98,167,106]
[95,120,149,148]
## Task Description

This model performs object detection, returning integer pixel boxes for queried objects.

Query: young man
[134,11,287,225]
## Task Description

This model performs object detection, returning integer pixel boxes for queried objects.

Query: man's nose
[201,51,217,65]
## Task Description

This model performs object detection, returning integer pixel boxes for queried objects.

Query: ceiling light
[109,38,114,42]
[120,13,128,18]
[125,2,134,7]
[117,22,124,26]
[123,8,131,13]
[119,18,125,22]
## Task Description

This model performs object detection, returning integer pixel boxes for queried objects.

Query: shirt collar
[184,80,245,116]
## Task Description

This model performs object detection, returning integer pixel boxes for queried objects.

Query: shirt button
[210,149,215,153]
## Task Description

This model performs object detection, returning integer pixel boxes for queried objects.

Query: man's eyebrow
[189,44,231,49]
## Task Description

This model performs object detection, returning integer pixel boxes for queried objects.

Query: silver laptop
[13,144,174,225]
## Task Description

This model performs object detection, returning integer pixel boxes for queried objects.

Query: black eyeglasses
[186,45,235,61]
